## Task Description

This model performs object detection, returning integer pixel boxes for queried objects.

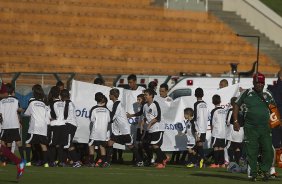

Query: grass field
[0,163,281,184]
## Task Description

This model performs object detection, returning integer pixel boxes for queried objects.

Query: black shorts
[136,128,145,142]
[110,134,133,145]
[0,129,21,143]
[26,133,48,145]
[197,133,206,143]
[211,137,225,148]
[64,123,77,149]
[230,141,243,150]
[88,139,107,147]
[187,144,196,149]
[50,125,67,146]
[147,131,164,147]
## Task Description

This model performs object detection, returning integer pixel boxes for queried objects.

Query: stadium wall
[222,0,282,47]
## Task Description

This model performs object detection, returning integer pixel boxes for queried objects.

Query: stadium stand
[0,0,280,86]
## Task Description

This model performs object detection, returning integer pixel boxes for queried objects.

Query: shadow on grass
[0,179,19,183]
[191,172,246,181]
[191,172,281,182]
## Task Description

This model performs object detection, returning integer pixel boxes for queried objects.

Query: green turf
[260,0,282,17]
[0,164,281,184]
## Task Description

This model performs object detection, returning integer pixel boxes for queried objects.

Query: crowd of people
[0,72,281,181]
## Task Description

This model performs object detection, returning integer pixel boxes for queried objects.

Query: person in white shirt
[106,88,143,167]
[48,86,66,166]
[226,97,244,165]
[88,92,111,167]
[24,84,49,167]
[159,83,172,103]
[142,89,168,168]
[193,88,209,168]
[210,94,227,168]
[183,108,198,168]
[60,89,81,168]
[0,83,24,160]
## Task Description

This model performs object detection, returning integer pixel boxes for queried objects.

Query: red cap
[253,72,265,84]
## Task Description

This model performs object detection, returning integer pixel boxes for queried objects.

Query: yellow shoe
[44,163,49,168]
[25,162,32,167]
[186,163,195,168]
[199,159,204,168]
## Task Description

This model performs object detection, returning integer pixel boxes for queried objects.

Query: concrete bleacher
[0,0,279,85]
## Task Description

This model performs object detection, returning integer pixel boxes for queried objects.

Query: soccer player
[48,86,66,166]
[183,108,197,168]
[107,88,143,166]
[0,144,25,179]
[226,97,244,165]
[193,88,209,168]
[210,95,226,168]
[143,89,168,168]
[88,92,111,167]
[60,89,81,167]
[24,84,49,167]
[159,83,172,103]
[0,83,24,161]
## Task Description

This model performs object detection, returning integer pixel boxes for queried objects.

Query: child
[60,89,81,168]
[142,89,168,168]
[210,94,226,168]
[135,94,146,162]
[88,92,111,167]
[48,86,66,166]
[183,108,198,168]
[24,84,49,167]
[193,88,208,168]
[106,88,143,167]
[226,97,244,165]
[0,83,24,161]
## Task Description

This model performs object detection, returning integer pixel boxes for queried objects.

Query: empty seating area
[0,0,279,82]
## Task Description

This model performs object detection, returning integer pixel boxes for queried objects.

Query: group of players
[0,74,279,181]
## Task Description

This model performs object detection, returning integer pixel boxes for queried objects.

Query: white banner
[71,80,239,151]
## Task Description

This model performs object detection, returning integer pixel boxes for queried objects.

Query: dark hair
[110,88,119,98]
[60,89,70,100]
[137,94,145,104]
[195,88,204,98]
[94,78,105,85]
[48,86,60,104]
[5,83,14,95]
[95,92,104,103]
[212,94,221,105]
[33,84,45,100]
[184,108,194,116]
[160,83,169,91]
[144,88,155,98]
[127,74,137,81]
[230,97,237,106]
[56,81,64,88]
[148,81,157,90]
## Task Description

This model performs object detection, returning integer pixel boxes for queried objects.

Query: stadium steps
[0,0,279,77]
[209,0,282,70]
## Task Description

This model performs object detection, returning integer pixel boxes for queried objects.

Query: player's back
[0,95,20,129]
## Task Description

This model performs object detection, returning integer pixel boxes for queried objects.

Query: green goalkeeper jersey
[236,88,275,127]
